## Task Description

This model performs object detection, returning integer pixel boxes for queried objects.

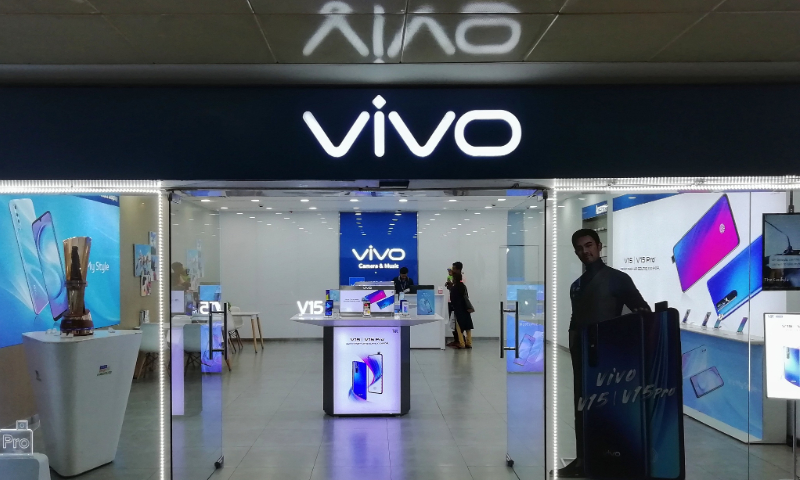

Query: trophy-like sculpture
[60,237,93,336]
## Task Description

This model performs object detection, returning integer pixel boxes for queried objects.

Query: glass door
[169,198,224,480]
[500,192,547,478]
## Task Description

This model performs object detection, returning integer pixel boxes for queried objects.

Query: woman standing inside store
[450,272,474,349]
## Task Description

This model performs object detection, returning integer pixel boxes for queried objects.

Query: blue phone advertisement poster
[416,289,435,315]
[339,212,418,286]
[1,195,120,348]
[333,327,400,414]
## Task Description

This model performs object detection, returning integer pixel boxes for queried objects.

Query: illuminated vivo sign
[352,245,406,261]
[304,95,522,158]
[304,2,522,61]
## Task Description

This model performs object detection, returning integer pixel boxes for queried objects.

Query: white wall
[418,210,508,338]
[220,212,338,338]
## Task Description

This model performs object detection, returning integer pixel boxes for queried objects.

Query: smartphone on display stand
[682,309,691,324]
[736,317,748,334]
[690,366,725,397]
[352,361,367,400]
[785,347,800,386]
[701,312,712,327]
[324,300,333,317]
[367,353,383,394]
[672,194,739,292]
[32,212,68,320]
[713,316,724,329]
[9,199,49,314]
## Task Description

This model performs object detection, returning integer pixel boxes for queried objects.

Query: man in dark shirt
[392,266,414,294]
[556,229,650,478]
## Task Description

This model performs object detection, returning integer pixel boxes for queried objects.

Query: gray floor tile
[229,466,313,480]
[310,466,392,480]
[389,464,473,480]
[468,465,520,480]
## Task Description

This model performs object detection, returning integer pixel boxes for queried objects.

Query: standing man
[393,266,415,294]
[556,229,650,478]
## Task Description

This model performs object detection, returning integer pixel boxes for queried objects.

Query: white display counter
[22,330,141,477]
[404,293,446,349]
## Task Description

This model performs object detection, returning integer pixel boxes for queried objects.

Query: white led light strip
[550,190,559,478]
[0,180,166,480]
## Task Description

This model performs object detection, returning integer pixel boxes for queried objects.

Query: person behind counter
[393,266,415,293]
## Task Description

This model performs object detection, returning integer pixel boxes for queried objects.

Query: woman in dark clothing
[450,272,473,349]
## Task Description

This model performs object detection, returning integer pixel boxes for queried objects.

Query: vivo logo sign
[304,95,521,158]
[596,203,608,215]
[352,245,406,261]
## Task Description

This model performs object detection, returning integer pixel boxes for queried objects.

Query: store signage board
[582,201,608,220]
[765,313,800,400]
[339,212,418,286]
[332,326,401,414]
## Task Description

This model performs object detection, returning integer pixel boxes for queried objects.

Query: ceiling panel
[0,0,97,14]
[655,12,800,61]
[249,0,408,14]
[717,0,800,11]
[0,15,143,63]
[400,14,553,62]
[527,13,700,61]
[259,13,406,63]
[107,14,275,64]
[89,0,252,14]
[406,0,567,14]
[561,0,720,13]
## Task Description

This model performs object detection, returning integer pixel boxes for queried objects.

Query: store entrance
[167,184,548,479]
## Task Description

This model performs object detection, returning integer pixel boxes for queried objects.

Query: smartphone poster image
[673,194,739,292]
[9,199,48,315]
[682,309,691,324]
[367,353,383,394]
[363,290,387,304]
[706,236,763,319]
[375,295,395,312]
[352,361,368,400]
[324,300,333,317]
[690,367,725,398]
[785,347,800,387]
[701,312,712,327]
[32,212,68,320]
[514,334,537,366]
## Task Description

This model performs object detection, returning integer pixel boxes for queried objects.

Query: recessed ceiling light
[466,234,471,236]
[350,199,359,202]
[498,198,506,202]
[249,216,255,219]
[396,213,402,215]
[173,223,179,226]
[578,197,586,200]
[309,207,317,210]
[204,224,210,226]
[265,207,272,210]
[457,224,462,226]
[251,199,259,202]
[236,213,243,215]
[435,213,441,216]
[328,227,333,230]
[284,217,290,220]
[474,212,480,215]
[558,205,565,208]
[451,227,457,230]
[299,227,304,230]
[301,199,309,202]
[448,199,457,202]
[399,199,408,203]
[266,223,272,225]
[530,206,538,209]
[485,206,492,209]
[425,224,430,226]
[322,221,327,224]
[200,199,211,203]
[220,207,228,210]
[257,221,262,223]
[390,223,395,226]
[354,207,359,210]
[473,231,477,233]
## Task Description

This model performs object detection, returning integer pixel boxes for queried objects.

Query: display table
[293,314,441,416]
[21,330,141,477]
[230,311,263,353]
[404,293,447,349]
[679,323,785,443]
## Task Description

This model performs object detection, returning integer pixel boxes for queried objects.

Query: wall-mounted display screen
[1,195,120,348]
[765,313,800,400]
[763,213,800,290]
[339,212,418,286]
[332,327,400,415]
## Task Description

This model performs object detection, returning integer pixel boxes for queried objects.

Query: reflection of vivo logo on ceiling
[304,2,521,61]
[304,95,521,158]
[353,245,406,261]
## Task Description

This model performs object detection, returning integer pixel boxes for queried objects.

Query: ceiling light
[257,221,262,223]
[530,206,538,209]
[249,216,255,219]
[448,199,457,202]
[451,227,457,230]
[251,199,259,203]
[399,199,408,203]
[354,207,359,210]
[266,207,272,210]
[173,223,179,226]
[558,205,565,208]
[204,224,210,226]
[498,198,506,202]
[284,217,290,219]
[220,207,228,210]
[425,224,430,226]
[309,207,317,210]
[322,221,327,224]
[457,224,462,226]
[266,223,272,226]
[485,206,492,209]
[390,223,395,226]
[236,213,243,215]
[355,213,361,216]
[396,213,402,216]
[435,213,441,216]
[474,212,480,215]
[466,234,471,236]
[350,199,359,202]
[299,227,304,230]
[578,197,586,200]
[301,199,309,202]
[200,199,211,203]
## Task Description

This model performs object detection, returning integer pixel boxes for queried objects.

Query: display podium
[293,314,441,416]
[22,330,141,477]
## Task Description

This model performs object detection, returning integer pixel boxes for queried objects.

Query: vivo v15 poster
[579,309,685,480]
[764,313,800,400]
[332,327,400,415]
[1,195,120,348]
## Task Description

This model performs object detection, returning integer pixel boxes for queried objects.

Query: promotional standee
[578,309,685,480]
[765,313,800,400]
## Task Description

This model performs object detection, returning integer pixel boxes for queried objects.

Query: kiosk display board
[332,327,401,415]
[763,213,800,290]
[764,313,800,400]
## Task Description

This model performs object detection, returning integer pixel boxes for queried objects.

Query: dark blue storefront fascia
[0,85,798,181]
